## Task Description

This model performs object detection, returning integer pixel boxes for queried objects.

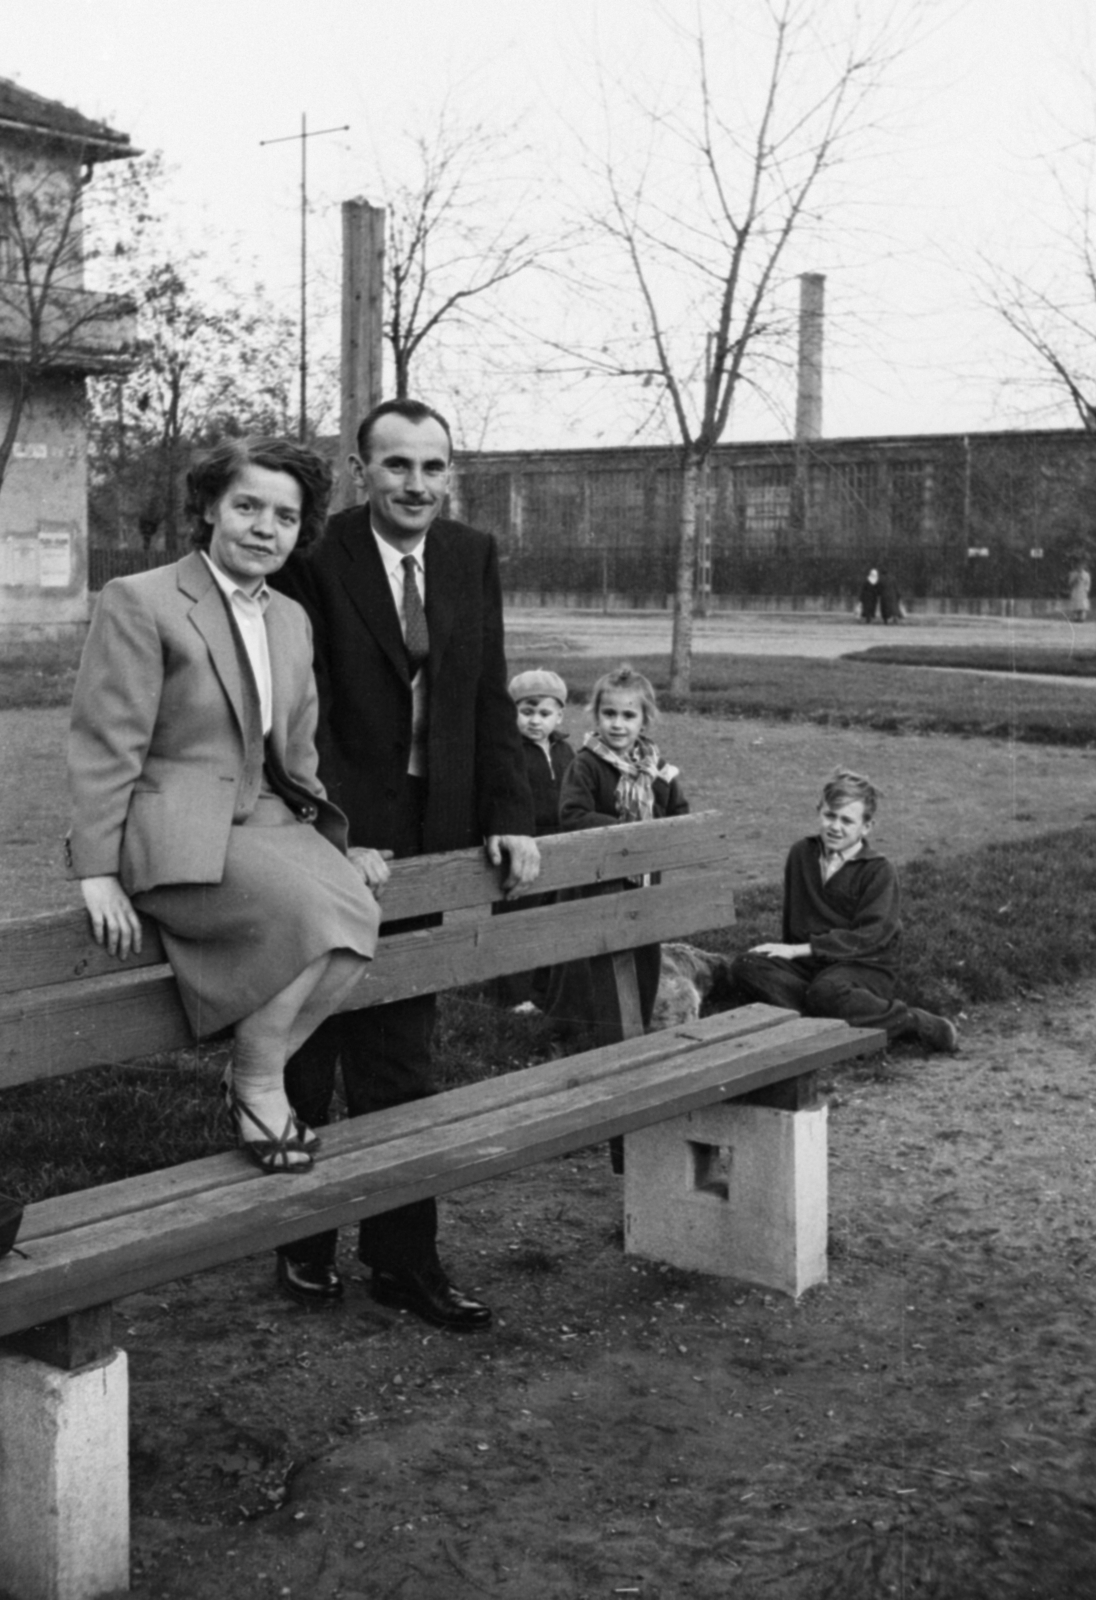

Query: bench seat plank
[0,869,737,1088]
[0,1008,883,1336]
[18,1006,800,1240]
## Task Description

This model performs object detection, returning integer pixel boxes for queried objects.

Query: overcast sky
[8,0,1096,450]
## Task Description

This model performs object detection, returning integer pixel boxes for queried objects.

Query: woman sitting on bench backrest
[67,437,388,1174]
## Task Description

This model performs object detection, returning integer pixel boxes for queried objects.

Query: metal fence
[453,428,1096,607]
[89,427,1096,608]
[88,548,174,591]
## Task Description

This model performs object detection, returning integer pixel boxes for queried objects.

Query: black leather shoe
[369,1264,492,1331]
[276,1255,344,1306]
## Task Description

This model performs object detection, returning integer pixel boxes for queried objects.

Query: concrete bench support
[623,1100,829,1298]
[0,1348,129,1600]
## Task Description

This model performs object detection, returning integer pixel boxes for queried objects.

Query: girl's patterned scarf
[584,732,678,822]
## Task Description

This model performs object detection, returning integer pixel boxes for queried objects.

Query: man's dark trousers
[271,509,534,1276]
[282,773,438,1273]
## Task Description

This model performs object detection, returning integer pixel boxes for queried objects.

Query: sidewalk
[505,605,1088,661]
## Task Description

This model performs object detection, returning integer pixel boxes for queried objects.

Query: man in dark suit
[271,398,538,1328]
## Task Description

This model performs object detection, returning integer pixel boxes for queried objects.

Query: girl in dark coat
[547,665,689,1037]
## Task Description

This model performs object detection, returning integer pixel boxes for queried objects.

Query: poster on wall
[0,525,75,588]
[0,535,39,586]
[38,528,73,588]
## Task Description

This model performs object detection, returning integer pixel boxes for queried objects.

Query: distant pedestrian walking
[858,567,880,623]
[878,571,902,624]
[1068,561,1091,622]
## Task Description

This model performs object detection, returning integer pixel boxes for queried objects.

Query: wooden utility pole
[260,115,349,441]
[336,199,385,508]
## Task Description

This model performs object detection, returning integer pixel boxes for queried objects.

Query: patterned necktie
[401,554,429,675]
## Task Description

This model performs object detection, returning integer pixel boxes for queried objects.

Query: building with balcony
[0,78,136,639]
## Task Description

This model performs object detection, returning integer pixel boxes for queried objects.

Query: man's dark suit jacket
[272,506,533,855]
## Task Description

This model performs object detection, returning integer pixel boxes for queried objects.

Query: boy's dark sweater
[782,835,902,975]
[521,731,574,836]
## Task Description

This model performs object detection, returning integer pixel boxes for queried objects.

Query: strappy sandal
[220,1068,320,1154]
[222,1081,316,1175]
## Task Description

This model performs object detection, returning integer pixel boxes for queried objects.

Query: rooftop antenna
[261,114,349,441]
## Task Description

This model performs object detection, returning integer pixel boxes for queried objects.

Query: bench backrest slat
[0,813,736,1089]
[0,812,730,994]
[0,867,736,1089]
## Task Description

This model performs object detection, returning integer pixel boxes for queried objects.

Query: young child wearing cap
[508,668,575,834]
[496,669,575,1011]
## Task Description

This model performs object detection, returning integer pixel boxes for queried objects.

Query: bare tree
[982,131,1096,430]
[0,144,134,496]
[87,155,319,553]
[557,1,905,691]
[379,105,542,399]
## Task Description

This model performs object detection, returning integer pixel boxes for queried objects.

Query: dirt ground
[4,677,1096,1598]
[97,991,1096,1600]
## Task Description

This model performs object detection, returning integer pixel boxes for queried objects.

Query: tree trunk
[0,370,29,496]
[161,382,182,558]
[162,442,181,558]
[669,448,703,695]
[393,342,409,400]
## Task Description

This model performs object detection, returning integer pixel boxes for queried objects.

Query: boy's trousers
[730,951,916,1042]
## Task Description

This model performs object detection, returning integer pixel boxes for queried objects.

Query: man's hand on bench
[80,874,144,960]
[487,834,541,897]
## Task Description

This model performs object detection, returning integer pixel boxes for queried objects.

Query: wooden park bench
[0,810,882,1600]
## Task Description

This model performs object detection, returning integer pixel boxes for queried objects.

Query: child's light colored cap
[509,669,568,705]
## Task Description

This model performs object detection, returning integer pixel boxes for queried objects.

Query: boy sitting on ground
[730,768,959,1053]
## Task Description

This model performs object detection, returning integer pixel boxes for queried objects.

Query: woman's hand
[347,846,393,898]
[80,875,144,959]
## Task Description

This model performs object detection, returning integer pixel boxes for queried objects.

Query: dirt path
[111,988,1096,1599]
[505,604,1096,664]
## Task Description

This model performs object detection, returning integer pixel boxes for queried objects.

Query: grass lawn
[846,642,1096,677]
[507,650,1096,745]
[7,637,1096,746]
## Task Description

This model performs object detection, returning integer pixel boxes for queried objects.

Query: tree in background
[0,136,135,498]
[87,154,325,554]
[378,104,543,402]
[553,1,906,691]
[90,258,305,554]
[982,125,1096,431]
